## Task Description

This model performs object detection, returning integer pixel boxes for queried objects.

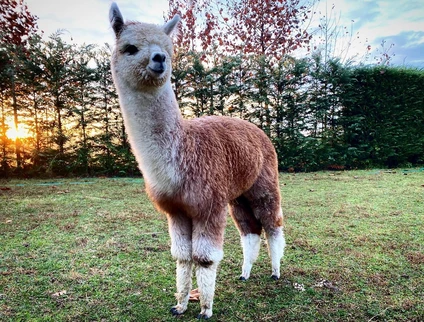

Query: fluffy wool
[109,2,286,319]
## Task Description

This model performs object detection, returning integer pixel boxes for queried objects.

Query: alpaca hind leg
[192,212,226,319]
[266,220,286,280]
[229,196,262,280]
[167,214,193,315]
[244,180,286,280]
[263,207,286,280]
[240,233,261,280]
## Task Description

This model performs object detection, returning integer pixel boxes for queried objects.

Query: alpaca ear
[163,15,180,36]
[109,2,124,37]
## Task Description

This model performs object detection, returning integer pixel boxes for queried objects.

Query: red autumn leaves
[168,0,313,60]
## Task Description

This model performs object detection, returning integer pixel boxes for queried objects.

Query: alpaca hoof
[271,275,279,281]
[239,276,247,281]
[197,313,210,320]
[170,307,184,316]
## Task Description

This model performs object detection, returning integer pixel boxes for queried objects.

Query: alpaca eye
[122,45,138,55]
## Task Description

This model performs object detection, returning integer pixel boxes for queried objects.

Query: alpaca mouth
[149,66,165,75]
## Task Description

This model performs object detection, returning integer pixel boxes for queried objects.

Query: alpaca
[109,3,286,319]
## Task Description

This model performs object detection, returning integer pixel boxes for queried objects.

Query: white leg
[195,262,219,319]
[167,215,193,316]
[171,259,193,315]
[266,227,286,280]
[192,217,225,319]
[192,242,223,319]
[240,233,261,280]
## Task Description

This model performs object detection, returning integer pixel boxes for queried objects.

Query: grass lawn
[1,169,423,321]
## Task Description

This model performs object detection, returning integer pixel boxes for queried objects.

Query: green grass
[1,170,423,321]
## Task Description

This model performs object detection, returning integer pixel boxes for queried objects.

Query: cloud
[26,0,169,45]
[347,2,381,30]
[385,0,424,20]
[326,0,424,66]
[373,31,424,67]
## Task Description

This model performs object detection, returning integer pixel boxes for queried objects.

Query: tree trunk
[103,93,112,172]
[55,96,64,155]
[0,96,9,174]
[11,73,22,169]
[32,91,41,167]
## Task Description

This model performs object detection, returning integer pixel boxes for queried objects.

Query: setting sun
[5,121,31,140]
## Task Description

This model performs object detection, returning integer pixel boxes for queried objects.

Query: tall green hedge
[340,66,424,169]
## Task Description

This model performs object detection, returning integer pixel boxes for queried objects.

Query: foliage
[0,2,137,177]
[340,66,424,168]
[0,0,39,172]
[168,0,313,59]
[0,0,38,47]
[223,0,312,58]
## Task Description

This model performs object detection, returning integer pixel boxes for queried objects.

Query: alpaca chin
[142,69,169,88]
[129,65,170,90]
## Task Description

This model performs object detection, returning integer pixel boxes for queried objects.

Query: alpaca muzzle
[149,52,166,74]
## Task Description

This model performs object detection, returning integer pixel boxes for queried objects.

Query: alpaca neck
[118,81,184,194]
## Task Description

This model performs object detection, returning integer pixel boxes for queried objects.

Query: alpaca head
[109,3,180,90]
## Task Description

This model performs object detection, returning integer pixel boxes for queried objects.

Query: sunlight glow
[5,122,31,140]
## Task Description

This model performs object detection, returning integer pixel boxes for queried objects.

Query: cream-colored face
[109,3,180,90]
[112,22,174,89]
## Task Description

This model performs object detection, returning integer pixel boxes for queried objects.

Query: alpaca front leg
[192,218,225,319]
[167,214,193,316]
[171,259,193,316]
[195,262,219,319]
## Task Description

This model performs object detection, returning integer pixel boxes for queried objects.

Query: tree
[71,44,97,175]
[169,0,315,138]
[168,0,220,52]
[19,34,46,169]
[39,32,76,158]
[222,0,313,59]
[0,0,38,47]
[0,46,12,175]
[0,0,39,170]
[168,0,313,59]
[92,44,136,176]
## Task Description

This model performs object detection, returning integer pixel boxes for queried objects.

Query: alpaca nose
[152,53,166,63]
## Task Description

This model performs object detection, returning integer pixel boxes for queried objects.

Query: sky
[25,0,424,67]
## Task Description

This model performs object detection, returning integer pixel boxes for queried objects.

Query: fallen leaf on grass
[189,288,200,301]
[1,269,36,275]
[314,279,340,292]
[51,290,67,298]
[16,268,36,275]
[5,219,12,224]
[293,283,305,292]
[57,190,70,194]
[0,271,12,276]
